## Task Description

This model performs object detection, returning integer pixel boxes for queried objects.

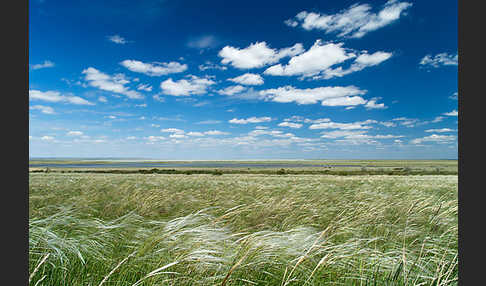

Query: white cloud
[378,121,396,127]
[425,128,456,133]
[317,51,393,80]
[431,116,445,123]
[264,41,354,78]
[320,130,368,138]
[67,131,83,136]
[364,97,387,109]
[309,119,377,130]
[286,0,412,38]
[419,53,458,68]
[41,135,54,141]
[278,122,303,129]
[169,133,186,139]
[153,94,165,102]
[146,136,165,142]
[218,41,304,69]
[217,85,246,95]
[449,92,458,100]
[411,134,456,144]
[320,96,367,106]
[228,73,264,85]
[160,75,216,96]
[198,61,228,71]
[120,60,187,76]
[249,129,294,138]
[264,40,392,80]
[29,105,55,114]
[161,128,184,134]
[229,117,272,124]
[258,85,367,106]
[392,117,419,127]
[98,96,108,103]
[107,35,129,44]
[443,110,458,116]
[186,131,204,137]
[137,84,153,92]
[204,130,230,135]
[29,89,95,105]
[82,67,143,99]
[183,130,229,137]
[30,60,55,70]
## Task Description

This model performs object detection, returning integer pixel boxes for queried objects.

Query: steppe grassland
[29,173,457,285]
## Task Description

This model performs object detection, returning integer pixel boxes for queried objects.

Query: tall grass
[29,173,457,285]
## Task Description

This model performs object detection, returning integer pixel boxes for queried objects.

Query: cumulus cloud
[278,122,303,129]
[29,89,95,105]
[229,117,272,124]
[135,84,152,92]
[320,96,367,106]
[264,40,392,80]
[82,67,143,99]
[411,134,456,144]
[316,51,393,80]
[443,110,458,116]
[364,97,387,109]
[264,41,354,78]
[182,130,229,137]
[258,85,367,107]
[30,60,55,70]
[419,53,458,68]
[204,130,229,135]
[160,75,216,96]
[425,128,456,133]
[227,73,264,85]
[29,105,55,114]
[285,0,413,38]
[120,60,187,76]
[218,41,305,69]
[217,85,246,96]
[309,119,377,130]
[249,129,294,138]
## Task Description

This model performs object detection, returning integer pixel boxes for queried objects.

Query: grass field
[29,171,458,285]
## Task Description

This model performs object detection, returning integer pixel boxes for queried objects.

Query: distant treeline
[30,167,457,176]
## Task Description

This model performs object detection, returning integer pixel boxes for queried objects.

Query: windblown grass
[29,173,457,285]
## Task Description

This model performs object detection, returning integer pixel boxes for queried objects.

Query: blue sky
[29,0,458,159]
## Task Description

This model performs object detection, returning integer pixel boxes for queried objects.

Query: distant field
[29,159,458,175]
[29,172,457,285]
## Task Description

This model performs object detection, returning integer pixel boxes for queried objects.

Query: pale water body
[29,162,366,168]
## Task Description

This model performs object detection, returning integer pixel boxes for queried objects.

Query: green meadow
[29,162,457,285]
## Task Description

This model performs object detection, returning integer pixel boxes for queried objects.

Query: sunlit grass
[29,173,457,285]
